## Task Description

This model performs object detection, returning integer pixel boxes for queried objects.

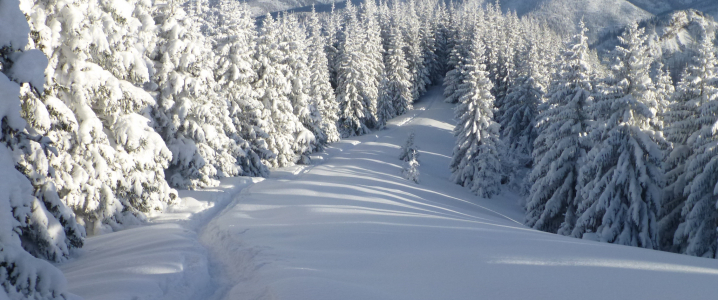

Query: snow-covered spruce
[278,15,319,164]
[401,0,429,102]
[307,7,341,145]
[359,0,385,129]
[443,8,481,105]
[669,35,718,258]
[449,37,503,199]
[499,44,542,170]
[25,0,177,232]
[377,19,413,127]
[152,1,239,189]
[0,0,76,298]
[399,132,420,183]
[525,22,592,234]
[572,23,664,249]
[252,14,308,167]
[336,1,371,137]
[205,0,271,177]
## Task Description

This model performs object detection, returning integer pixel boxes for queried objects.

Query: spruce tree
[0,1,77,298]
[500,42,545,169]
[27,0,178,230]
[380,22,413,119]
[209,0,270,177]
[572,23,663,248]
[278,15,320,164]
[336,1,371,137]
[400,132,420,183]
[307,8,341,145]
[670,35,718,258]
[526,23,592,234]
[449,37,502,199]
[360,0,385,128]
[253,14,306,167]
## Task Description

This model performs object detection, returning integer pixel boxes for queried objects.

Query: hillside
[627,0,718,18]
[244,0,342,16]
[494,0,651,41]
[497,0,718,43]
[592,9,718,77]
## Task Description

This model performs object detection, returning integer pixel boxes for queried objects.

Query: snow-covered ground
[59,86,718,300]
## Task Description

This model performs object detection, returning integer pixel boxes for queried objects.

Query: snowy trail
[59,177,257,300]
[200,86,718,300]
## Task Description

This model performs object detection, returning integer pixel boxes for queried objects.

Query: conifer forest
[1,0,718,299]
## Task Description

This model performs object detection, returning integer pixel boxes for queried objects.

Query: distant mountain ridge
[243,0,342,17]
[496,0,718,42]
[626,0,718,18]
[593,9,717,79]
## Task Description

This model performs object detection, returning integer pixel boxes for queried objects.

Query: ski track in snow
[58,176,258,300]
[59,85,718,300]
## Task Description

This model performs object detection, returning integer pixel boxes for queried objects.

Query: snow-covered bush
[399,133,420,183]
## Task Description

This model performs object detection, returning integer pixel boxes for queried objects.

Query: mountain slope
[627,0,718,18]
[244,0,342,17]
[593,9,717,77]
[497,0,652,41]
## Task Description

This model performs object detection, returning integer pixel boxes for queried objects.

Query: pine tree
[336,1,371,137]
[500,42,545,169]
[26,0,177,231]
[526,23,592,234]
[670,35,718,258]
[307,7,341,145]
[253,14,306,167]
[449,37,502,199]
[359,0,384,128]
[209,0,270,177]
[572,23,663,248]
[379,22,413,120]
[0,1,77,297]
[278,15,319,164]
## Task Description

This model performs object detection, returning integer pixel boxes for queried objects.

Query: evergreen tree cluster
[1,0,451,297]
[444,1,718,259]
[3,0,718,297]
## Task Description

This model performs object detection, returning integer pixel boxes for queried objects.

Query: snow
[0,0,29,49]
[58,177,255,300]
[8,50,48,89]
[60,86,718,300]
